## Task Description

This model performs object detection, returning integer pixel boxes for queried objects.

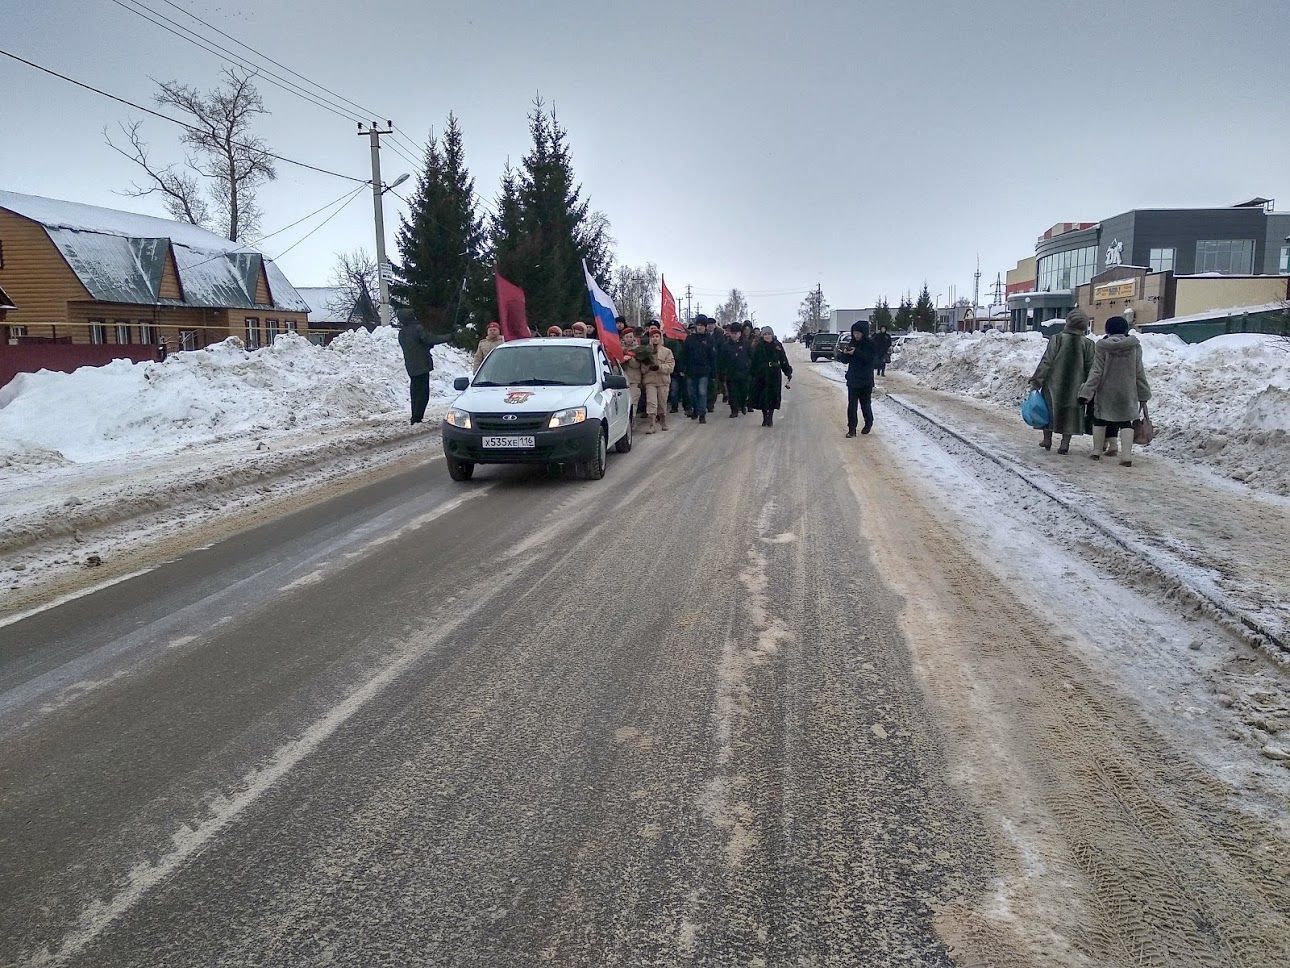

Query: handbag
[1021,389,1051,429]
[1133,404,1154,446]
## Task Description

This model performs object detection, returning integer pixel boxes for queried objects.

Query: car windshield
[473,345,597,387]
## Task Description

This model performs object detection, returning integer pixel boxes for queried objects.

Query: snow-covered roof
[296,286,356,323]
[0,190,308,313]
[1152,301,1289,326]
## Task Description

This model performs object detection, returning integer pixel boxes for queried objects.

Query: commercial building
[0,190,310,351]
[1008,199,1290,332]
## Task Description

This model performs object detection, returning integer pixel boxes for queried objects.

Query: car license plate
[482,435,535,449]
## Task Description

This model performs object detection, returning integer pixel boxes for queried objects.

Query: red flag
[660,275,685,341]
[495,270,529,341]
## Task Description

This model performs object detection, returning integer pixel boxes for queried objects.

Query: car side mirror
[453,376,470,391]
[603,373,628,391]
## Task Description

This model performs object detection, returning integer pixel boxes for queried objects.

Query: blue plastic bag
[1021,389,1051,429]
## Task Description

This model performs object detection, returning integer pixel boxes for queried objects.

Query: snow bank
[0,328,468,469]
[893,330,1290,494]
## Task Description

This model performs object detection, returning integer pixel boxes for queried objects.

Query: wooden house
[0,190,310,351]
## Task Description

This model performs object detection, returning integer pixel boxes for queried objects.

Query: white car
[440,337,634,481]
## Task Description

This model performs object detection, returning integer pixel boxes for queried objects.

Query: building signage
[1094,280,1136,301]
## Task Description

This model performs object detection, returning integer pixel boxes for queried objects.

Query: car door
[597,346,625,442]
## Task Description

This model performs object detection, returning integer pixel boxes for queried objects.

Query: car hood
[456,384,597,413]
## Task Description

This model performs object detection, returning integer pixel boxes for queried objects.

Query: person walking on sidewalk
[836,320,880,436]
[398,318,450,424]
[872,327,893,376]
[682,317,716,423]
[1029,309,1094,454]
[641,326,675,433]
[473,321,504,373]
[749,327,793,427]
[1078,315,1152,466]
[621,328,644,416]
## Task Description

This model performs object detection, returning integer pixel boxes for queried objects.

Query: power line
[271,186,367,259]
[0,47,367,183]
[250,187,369,246]
[103,0,370,127]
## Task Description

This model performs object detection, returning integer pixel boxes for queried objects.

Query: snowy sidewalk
[873,370,1290,651]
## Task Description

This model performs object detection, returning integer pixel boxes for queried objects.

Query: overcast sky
[5,0,1288,325]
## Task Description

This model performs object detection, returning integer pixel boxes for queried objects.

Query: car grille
[473,413,551,432]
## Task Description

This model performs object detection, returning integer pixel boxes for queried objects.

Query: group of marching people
[618,315,794,431]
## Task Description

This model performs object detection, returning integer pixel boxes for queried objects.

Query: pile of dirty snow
[0,328,468,469]
[893,330,1290,494]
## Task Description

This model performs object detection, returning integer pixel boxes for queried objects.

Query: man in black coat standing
[398,319,451,424]
[682,317,716,423]
[836,320,880,436]
[718,323,752,417]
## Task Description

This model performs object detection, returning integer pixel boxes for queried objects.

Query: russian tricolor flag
[582,260,623,363]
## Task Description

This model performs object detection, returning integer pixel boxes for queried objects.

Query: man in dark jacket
[398,319,450,424]
[718,323,752,417]
[682,317,716,423]
[871,327,893,376]
[836,320,880,436]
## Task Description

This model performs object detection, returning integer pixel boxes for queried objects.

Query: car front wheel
[580,429,607,480]
[446,456,475,481]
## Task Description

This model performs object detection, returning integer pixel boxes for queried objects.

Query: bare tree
[611,262,658,328]
[106,68,275,242]
[796,286,830,338]
[715,288,750,330]
[330,249,380,329]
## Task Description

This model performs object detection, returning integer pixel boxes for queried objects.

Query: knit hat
[1105,315,1130,335]
[851,320,870,336]
[761,326,775,337]
[546,325,562,336]
[1065,308,1090,332]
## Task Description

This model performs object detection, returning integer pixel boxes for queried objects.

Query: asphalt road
[0,382,998,967]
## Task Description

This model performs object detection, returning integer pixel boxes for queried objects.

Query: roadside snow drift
[893,331,1290,494]
[0,328,469,468]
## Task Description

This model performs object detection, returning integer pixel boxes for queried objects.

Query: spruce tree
[392,113,485,341]
[914,284,937,332]
[870,297,894,331]
[894,296,914,332]
[492,97,614,328]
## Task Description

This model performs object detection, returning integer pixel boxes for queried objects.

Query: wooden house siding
[0,209,92,330]
[159,249,183,300]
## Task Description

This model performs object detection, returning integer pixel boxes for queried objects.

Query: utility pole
[359,120,395,327]
[973,254,982,313]
[685,284,692,324]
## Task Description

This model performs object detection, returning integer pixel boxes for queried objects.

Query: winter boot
[646,415,657,434]
[766,411,774,427]
[698,412,706,425]
[1117,427,1134,466]
[1090,425,1106,459]
[659,414,669,431]
[846,428,857,438]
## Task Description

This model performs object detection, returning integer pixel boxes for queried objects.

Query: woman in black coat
[749,327,793,427]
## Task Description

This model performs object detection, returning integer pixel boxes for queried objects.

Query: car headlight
[445,408,472,429]
[548,407,587,428]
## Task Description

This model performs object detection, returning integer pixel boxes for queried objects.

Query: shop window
[114,321,133,344]
[90,320,106,344]
[1195,239,1254,274]
[244,317,261,349]
[1149,248,1175,273]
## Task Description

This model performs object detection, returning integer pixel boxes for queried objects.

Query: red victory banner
[660,275,685,340]
[495,270,529,341]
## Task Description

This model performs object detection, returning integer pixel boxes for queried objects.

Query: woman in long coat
[749,327,793,427]
[1078,315,1152,466]
[1029,309,1094,454]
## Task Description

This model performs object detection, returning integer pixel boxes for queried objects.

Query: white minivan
[441,338,634,481]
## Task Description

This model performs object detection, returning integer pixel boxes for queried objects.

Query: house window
[244,317,261,349]
[1149,247,1175,273]
[1280,245,1289,274]
[139,321,157,344]
[90,320,106,344]
[265,318,281,344]
[284,318,298,332]
[9,324,27,340]
[114,320,133,344]
[180,330,196,351]
[1195,239,1254,274]
[0,239,5,268]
